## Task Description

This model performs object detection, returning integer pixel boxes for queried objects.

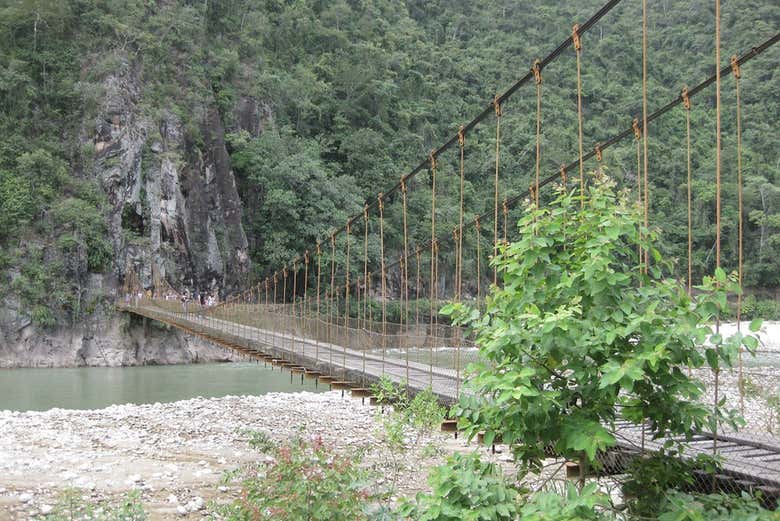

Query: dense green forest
[0,0,777,326]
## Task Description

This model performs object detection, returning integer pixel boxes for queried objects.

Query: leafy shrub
[399,452,520,521]
[658,490,779,521]
[405,388,447,435]
[623,452,719,517]
[49,198,112,273]
[44,489,146,521]
[741,294,780,320]
[443,175,760,474]
[244,429,276,452]
[370,378,446,432]
[0,169,36,238]
[214,437,377,520]
[371,379,447,494]
[371,376,409,406]
[519,483,614,521]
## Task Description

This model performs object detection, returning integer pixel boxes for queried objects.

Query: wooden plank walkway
[120,302,780,492]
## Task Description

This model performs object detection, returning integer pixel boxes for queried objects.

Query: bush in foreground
[213,436,380,521]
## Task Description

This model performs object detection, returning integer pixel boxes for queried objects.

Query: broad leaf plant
[442,174,761,475]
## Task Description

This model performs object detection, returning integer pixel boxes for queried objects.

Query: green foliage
[244,429,276,453]
[1,0,778,326]
[443,177,760,472]
[658,490,779,521]
[0,169,36,237]
[518,483,614,521]
[228,127,362,273]
[370,376,409,406]
[370,378,447,494]
[370,377,446,434]
[49,197,112,273]
[623,452,720,518]
[213,437,377,521]
[741,294,780,320]
[405,388,447,434]
[43,489,146,521]
[399,452,520,521]
[7,192,111,327]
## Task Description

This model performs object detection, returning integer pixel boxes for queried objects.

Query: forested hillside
[0,0,778,331]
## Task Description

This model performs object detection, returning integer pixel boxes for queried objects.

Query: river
[0,362,322,412]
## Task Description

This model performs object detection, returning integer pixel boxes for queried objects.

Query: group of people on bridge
[124,289,219,312]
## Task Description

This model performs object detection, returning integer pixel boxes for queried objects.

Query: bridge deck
[120,303,780,492]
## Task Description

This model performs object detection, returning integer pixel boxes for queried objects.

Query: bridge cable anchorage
[429,150,438,388]
[378,192,387,376]
[731,54,745,416]
[642,0,650,275]
[492,95,502,286]
[573,22,585,209]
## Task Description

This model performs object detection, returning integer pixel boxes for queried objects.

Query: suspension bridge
[118,0,780,503]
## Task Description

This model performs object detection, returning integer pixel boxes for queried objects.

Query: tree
[0,169,36,238]
[443,174,761,477]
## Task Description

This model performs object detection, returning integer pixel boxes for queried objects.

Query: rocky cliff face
[96,56,250,296]
[0,314,240,369]
[0,54,258,367]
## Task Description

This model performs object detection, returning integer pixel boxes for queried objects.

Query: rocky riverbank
[1,385,778,520]
[0,316,241,369]
[0,392,469,520]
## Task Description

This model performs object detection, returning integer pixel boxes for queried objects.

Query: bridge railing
[217,302,480,373]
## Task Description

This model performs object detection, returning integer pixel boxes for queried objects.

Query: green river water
[0,362,323,412]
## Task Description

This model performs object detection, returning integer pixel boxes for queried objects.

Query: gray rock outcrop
[0,52,257,367]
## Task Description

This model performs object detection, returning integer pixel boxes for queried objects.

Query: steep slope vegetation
[0,0,777,362]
